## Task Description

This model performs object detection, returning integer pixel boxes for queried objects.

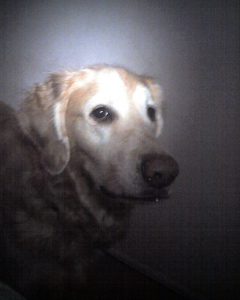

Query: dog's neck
[63,162,132,246]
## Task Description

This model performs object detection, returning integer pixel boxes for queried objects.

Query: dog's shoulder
[0,101,16,125]
[0,101,25,140]
[0,101,35,159]
[0,101,40,198]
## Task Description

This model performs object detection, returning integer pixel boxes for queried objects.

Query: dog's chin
[99,186,170,203]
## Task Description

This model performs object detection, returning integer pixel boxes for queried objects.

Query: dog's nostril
[147,172,163,182]
[153,172,164,183]
[141,154,179,189]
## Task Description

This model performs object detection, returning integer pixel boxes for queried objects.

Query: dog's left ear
[18,73,73,175]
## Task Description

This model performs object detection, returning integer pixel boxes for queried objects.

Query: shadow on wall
[0,1,240,300]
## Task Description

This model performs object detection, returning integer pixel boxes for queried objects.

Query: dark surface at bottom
[90,252,190,300]
[0,252,190,300]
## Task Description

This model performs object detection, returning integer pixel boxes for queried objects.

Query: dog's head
[19,65,179,202]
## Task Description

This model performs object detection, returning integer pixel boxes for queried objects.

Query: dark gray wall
[1,1,239,299]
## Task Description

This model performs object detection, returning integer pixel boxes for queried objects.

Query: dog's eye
[90,106,114,123]
[147,106,156,122]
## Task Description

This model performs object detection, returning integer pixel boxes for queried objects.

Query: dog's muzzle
[100,153,179,203]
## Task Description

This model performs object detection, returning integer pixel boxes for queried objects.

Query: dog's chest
[24,170,128,250]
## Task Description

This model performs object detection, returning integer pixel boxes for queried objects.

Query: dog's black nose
[141,154,179,189]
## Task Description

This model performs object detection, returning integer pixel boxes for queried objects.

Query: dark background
[0,1,239,299]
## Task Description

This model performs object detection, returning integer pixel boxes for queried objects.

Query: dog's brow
[132,84,164,136]
[132,84,154,116]
[86,70,130,117]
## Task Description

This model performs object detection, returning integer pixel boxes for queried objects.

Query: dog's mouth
[99,186,170,203]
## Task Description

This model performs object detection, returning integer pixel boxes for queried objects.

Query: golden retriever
[0,65,179,299]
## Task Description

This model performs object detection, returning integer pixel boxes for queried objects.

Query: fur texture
[0,66,178,299]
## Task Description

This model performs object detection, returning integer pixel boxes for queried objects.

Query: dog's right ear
[18,73,73,175]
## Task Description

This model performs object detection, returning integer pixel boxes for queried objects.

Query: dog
[0,65,179,299]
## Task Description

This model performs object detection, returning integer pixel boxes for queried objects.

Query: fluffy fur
[0,65,178,299]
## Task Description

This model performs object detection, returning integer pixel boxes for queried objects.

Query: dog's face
[20,66,179,201]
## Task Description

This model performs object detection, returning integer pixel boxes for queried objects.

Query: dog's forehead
[85,68,153,117]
